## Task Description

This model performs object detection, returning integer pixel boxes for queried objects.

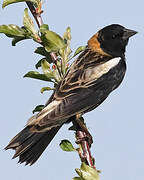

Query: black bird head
[97,24,137,57]
[88,24,137,57]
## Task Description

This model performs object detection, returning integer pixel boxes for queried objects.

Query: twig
[26,2,43,28]
[72,118,95,169]
[50,52,63,78]
[77,131,95,168]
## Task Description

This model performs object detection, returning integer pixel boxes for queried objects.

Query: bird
[5,24,137,165]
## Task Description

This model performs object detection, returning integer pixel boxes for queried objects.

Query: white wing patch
[105,57,121,67]
[85,57,121,81]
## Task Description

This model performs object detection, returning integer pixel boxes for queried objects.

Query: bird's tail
[5,125,61,165]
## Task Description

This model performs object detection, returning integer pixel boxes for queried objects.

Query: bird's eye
[112,34,116,39]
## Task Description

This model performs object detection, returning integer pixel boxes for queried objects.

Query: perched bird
[5,24,137,165]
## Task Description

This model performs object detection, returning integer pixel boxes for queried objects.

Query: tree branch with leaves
[1,1,100,179]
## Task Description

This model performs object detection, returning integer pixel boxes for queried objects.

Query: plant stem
[50,52,63,78]
[76,130,95,168]
[72,117,95,168]
[26,2,43,28]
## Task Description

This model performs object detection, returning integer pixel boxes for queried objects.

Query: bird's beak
[123,28,138,40]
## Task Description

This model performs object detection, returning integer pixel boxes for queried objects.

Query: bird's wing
[28,52,124,131]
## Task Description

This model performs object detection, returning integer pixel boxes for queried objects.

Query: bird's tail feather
[5,125,61,165]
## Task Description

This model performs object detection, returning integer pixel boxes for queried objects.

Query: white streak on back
[27,100,61,125]
[85,57,121,81]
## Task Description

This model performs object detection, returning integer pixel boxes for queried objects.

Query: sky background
[0,0,144,179]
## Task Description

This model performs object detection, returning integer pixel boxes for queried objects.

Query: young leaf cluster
[73,163,100,180]
[24,26,74,95]
[0,6,85,110]
[0,8,41,45]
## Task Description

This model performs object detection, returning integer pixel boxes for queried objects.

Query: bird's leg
[75,115,93,146]
[71,115,95,168]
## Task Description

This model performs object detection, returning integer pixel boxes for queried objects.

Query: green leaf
[60,139,75,152]
[63,26,71,41]
[23,8,40,41]
[32,105,44,114]
[0,24,32,45]
[35,59,43,69]
[24,71,53,82]
[40,87,55,93]
[52,69,61,83]
[35,47,48,56]
[12,36,29,46]
[75,163,100,180]
[73,46,86,58]
[0,24,25,37]
[39,24,49,33]
[2,0,39,8]
[35,58,51,69]
[40,29,66,52]
[72,177,83,180]
[35,47,53,64]
[41,59,51,74]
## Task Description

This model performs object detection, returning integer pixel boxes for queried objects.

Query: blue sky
[0,0,144,180]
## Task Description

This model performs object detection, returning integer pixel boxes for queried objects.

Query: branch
[50,52,63,78]
[76,131,95,168]
[72,117,95,169]
[26,2,43,28]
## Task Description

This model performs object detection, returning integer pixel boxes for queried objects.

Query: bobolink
[5,24,137,165]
